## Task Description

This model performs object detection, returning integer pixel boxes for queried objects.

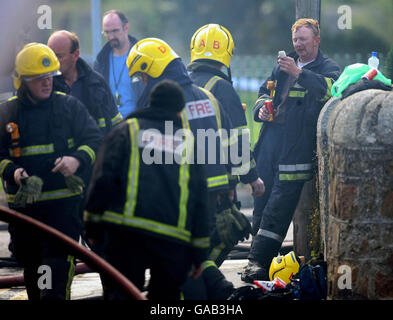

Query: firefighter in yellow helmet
[190,23,234,76]
[126,37,237,202]
[0,43,102,300]
[85,79,211,300]
[188,24,265,266]
[125,37,241,299]
[13,42,62,91]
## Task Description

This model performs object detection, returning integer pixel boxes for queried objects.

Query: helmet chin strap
[21,81,52,104]
[227,66,232,84]
[217,64,232,83]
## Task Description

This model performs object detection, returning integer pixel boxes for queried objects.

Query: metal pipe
[91,0,102,62]
[0,205,146,300]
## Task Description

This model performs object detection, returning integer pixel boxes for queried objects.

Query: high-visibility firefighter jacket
[53,57,123,135]
[0,89,103,206]
[85,107,210,265]
[132,58,237,191]
[188,62,258,185]
[253,49,340,181]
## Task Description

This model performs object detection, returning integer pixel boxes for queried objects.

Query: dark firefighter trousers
[98,225,195,300]
[9,197,81,300]
[181,190,235,300]
[250,123,305,269]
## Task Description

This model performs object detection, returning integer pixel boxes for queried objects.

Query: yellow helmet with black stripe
[126,38,179,79]
[269,251,300,284]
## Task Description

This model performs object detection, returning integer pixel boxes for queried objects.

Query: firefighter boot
[202,260,235,300]
[241,234,282,283]
[241,260,269,283]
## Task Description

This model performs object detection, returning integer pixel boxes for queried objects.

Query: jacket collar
[187,61,231,82]
[17,85,54,108]
[135,58,193,110]
[127,106,182,126]
[288,48,326,70]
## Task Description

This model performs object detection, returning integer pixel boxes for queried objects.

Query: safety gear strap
[257,228,283,243]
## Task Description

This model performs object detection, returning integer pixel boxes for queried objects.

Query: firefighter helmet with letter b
[126,37,179,79]
[190,24,234,68]
[13,42,61,90]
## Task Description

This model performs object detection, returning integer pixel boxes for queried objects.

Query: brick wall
[318,89,393,299]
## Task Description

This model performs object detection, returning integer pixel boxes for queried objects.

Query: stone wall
[317,89,393,299]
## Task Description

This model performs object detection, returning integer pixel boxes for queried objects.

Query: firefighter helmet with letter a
[190,24,234,68]
[14,42,61,90]
[126,37,179,79]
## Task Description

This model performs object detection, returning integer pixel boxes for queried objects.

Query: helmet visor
[22,70,61,82]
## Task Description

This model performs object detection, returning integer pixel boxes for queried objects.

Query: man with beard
[94,10,144,118]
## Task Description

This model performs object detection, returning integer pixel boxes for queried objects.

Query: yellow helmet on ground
[13,43,61,90]
[190,24,234,68]
[269,251,300,284]
[126,38,179,79]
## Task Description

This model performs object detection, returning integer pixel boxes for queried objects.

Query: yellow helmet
[13,42,61,89]
[126,38,179,79]
[190,24,234,68]
[269,251,300,284]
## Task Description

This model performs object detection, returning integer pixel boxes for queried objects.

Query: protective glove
[216,208,239,247]
[65,174,85,193]
[14,176,43,207]
[230,204,254,239]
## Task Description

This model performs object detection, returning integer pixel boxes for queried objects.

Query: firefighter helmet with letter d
[126,37,179,79]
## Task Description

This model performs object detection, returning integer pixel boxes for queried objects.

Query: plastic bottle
[368,52,379,69]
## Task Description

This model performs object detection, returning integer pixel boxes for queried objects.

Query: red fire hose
[0,205,147,300]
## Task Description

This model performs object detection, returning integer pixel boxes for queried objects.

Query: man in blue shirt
[94,10,145,118]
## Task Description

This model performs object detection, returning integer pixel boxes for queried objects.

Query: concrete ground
[0,186,293,300]
[0,217,293,300]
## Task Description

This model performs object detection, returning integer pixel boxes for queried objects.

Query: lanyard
[111,52,127,107]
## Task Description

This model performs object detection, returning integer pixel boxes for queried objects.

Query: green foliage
[385,43,393,79]
[44,0,391,58]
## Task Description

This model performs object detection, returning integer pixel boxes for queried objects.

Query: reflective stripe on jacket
[85,116,210,261]
[188,62,258,185]
[53,57,123,136]
[253,50,340,181]
[0,90,103,204]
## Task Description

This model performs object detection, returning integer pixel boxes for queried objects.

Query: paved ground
[0,186,293,300]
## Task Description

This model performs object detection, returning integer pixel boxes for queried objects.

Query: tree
[385,43,393,79]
